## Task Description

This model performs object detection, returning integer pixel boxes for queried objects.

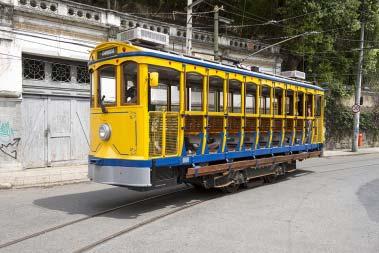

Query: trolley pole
[352,18,365,152]
[214,5,219,61]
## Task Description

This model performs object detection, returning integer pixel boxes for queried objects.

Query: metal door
[21,96,90,168]
[71,99,90,161]
[47,98,72,164]
[21,97,48,168]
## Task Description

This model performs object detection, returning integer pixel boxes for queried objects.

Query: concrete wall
[0,99,22,170]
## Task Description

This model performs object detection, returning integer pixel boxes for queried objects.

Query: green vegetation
[214,0,379,144]
[83,0,379,145]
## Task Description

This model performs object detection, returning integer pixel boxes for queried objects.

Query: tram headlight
[99,124,111,141]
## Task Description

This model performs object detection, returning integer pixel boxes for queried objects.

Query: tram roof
[92,42,325,92]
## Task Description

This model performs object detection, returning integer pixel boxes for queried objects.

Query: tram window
[245,83,256,114]
[260,86,271,114]
[122,62,138,104]
[315,95,322,116]
[170,85,180,112]
[306,94,314,117]
[208,76,224,112]
[297,92,304,116]
[148,65,180,111]
[228,79,242,113]
[98,65,116,105]
[186,72,203,111]
[286,90,294,115]
[273,88,283,115]
[90,72,95,107]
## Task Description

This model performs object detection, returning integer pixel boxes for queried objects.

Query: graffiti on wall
[0,121,14,138]
[0,138,20,159]
[0,121,19,159]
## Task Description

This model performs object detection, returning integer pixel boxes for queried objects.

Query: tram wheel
[191,183,207,192]
[263,174,277,184]
[221,182,239,193]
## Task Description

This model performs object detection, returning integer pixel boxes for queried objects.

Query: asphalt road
[0,154,378,253]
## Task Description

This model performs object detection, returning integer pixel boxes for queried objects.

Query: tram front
[88,42,158,189]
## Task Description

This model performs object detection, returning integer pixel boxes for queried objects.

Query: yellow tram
[88,41,324,191]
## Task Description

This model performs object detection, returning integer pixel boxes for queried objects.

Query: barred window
[52,63,71,82]
[23,58,45,80]
[77,66,90,84]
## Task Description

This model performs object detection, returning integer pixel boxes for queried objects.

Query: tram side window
[122,62,138,104]
[208,76,224,112]
[260,86,271,114]
[90,71,95,107]
[186,72,203,111]
[306,94,313,117]
[297,92,304,116]
[148,65,180,111]
[273,88,283,115]
[98,65,116,105]
[286,90,294,115]
[245,83,257,114]
[315,95,322,116]
[228,79,242,113]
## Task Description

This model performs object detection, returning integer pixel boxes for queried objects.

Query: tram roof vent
[117,27,169,47]
[281,70,306,80]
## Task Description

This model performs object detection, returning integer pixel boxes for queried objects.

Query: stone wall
[326,131,379,150]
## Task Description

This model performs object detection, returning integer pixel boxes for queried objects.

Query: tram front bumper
[88,164,152,187]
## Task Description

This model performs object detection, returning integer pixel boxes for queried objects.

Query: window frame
[121,61,139,106]
[296,91,305,117]
[208,75,225,113]
[97,64,117,107]
[185,71,205,112]
[307,93,314,117]
[90,70,95,108]
[315,95,322,117]
[285,88,296,116]
[260,86,271,115]
[227,79,243,113]
[273,87,283,116]
[245,82,257,114]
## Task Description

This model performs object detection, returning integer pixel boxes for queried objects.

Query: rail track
[0,187,193,250]
[0,154,377,252]
[73,194,219,253]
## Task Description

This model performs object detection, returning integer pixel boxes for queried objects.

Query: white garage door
[21,96,89,168]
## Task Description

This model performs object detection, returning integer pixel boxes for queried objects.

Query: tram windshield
[98,65,116,105]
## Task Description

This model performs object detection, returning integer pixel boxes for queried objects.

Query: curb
[0,178,90,190]
[0,183,13,189]
[322,151,379,158]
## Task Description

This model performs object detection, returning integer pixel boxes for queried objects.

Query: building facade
[0,0,282,171]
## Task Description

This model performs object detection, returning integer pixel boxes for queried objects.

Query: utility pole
[352,1,365,152]
[214,5,219,61]
[186,0,204,55]
[186,0,193,55]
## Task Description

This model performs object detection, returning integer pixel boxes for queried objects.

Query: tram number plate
[98,47,117,59]
[352,104,360,113]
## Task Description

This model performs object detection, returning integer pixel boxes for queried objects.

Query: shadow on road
[33,169,315,220]
[357,178,379,223]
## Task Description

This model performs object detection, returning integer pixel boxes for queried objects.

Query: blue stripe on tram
[89,143,322,168]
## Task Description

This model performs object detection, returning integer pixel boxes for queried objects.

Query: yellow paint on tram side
[89,41,325,161]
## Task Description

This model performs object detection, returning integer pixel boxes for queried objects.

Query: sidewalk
[1,147,378,189]
[0,165,88,189]
[323,147,379,157]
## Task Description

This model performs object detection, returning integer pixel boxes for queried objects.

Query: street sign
[352,104,360,113]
